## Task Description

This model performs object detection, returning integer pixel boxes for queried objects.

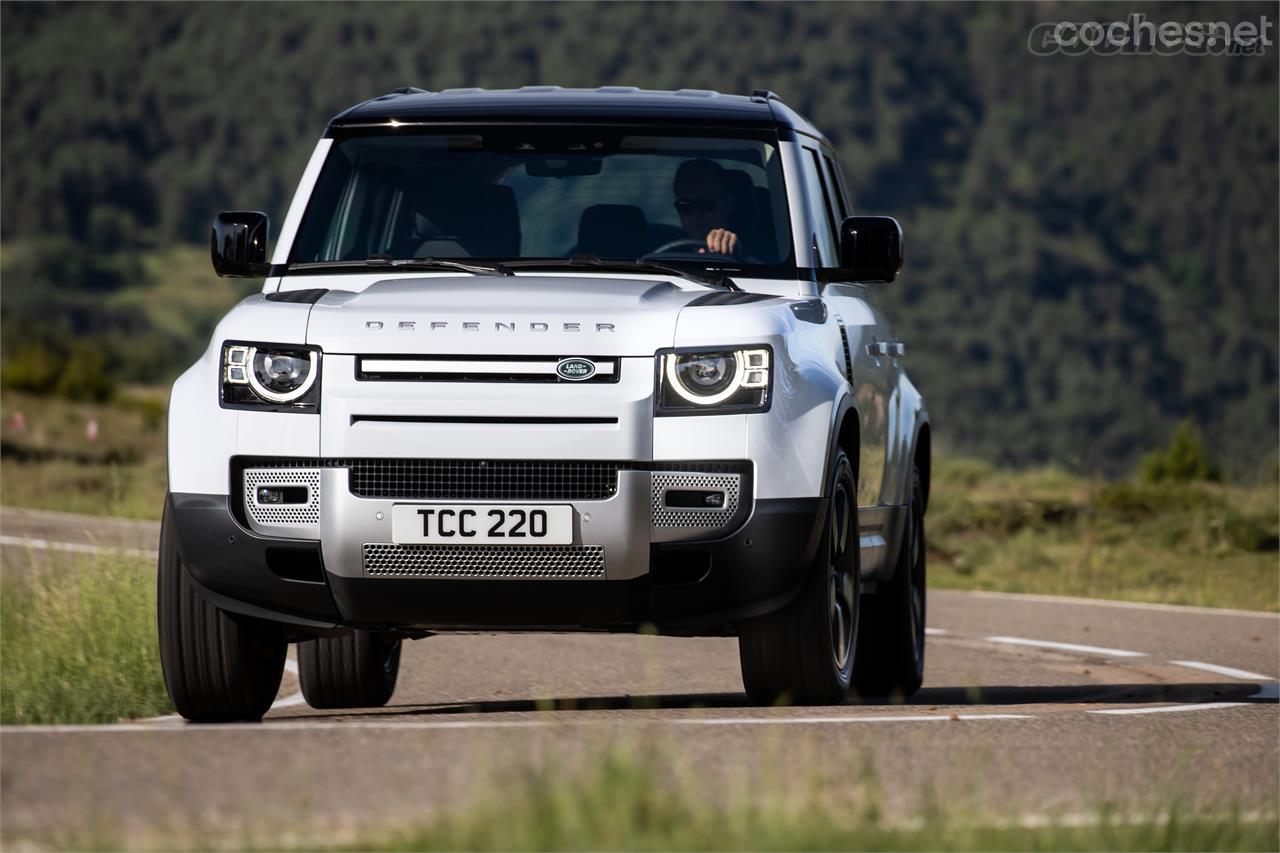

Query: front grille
[363,543,606,579]
[233,458,752,504]
[347,459,621,501]
[356,355,620,384]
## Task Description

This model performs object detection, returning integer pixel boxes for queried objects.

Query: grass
[928,458,1280,611]
[0,549,172,724]
[350,753,1278,853]
[34,748,1280,852]
[0,388,167,518]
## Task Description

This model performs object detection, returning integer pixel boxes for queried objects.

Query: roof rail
[751,89,781,101]
[386,86,430,96]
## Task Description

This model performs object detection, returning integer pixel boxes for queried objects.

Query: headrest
[409,180,521,258]
[722,169,758,241]
[577,204,649,259]
[459,185,520,258]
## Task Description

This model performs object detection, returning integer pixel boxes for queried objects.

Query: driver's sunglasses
[674,194,725,215]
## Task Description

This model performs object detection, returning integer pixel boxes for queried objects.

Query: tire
[297,630,402,709]
[738,450,860,706]
[853,465,927,698]
[157,504,288,722]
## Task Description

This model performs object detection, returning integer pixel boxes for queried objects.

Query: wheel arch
[913,420,931,513]
[822,394,860,497]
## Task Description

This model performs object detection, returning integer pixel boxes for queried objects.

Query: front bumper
[169,478,825,634]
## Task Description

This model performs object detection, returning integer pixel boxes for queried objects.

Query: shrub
[54,345,116,402]
[1139,419,1218,483]
[0,341,64,394]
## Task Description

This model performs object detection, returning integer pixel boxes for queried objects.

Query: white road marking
[673,713,1034,725]
[3,712,1037,735]
[5,720,558,734]
[924,627,948,636]
[269,658,305,710]
[985,636,1147,658]
[1089,703,1250,715]
[1169,660,1275,681]
[0,535,157,560]
[269,693,308,710]
[142,656,302,723]
[952,589,1280,620]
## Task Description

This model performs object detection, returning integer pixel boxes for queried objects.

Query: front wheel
[157,505,288,722]
[738,450,860,705]
[297,630,402,709]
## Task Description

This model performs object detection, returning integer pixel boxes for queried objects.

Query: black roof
[329,86,824,139]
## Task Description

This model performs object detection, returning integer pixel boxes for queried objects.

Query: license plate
[391,504,573,545]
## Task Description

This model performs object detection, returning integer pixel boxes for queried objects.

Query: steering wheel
[645,238,711,257]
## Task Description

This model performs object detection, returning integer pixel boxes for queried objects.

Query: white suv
[159,87,931,721]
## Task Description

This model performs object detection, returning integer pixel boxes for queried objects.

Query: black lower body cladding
[167,492,826,635]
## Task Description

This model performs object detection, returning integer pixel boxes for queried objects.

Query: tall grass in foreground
[373,785,1277,853]
[0,551,171,723]
[38,749,1278,852]
[356,754,1277,852]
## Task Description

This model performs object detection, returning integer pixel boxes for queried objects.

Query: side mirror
[837,216,903,283]
[211,211,271,277]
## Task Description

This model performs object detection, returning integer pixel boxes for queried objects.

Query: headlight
[657,347,771,414]
[222,343,321,411]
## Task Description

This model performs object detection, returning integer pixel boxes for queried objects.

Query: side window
[821,153,849,220]
[801,147,840,266]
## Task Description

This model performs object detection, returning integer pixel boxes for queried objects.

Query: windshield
[290,126,795,276]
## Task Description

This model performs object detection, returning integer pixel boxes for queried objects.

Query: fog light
[256,486,309,505]
[665,489,727,509]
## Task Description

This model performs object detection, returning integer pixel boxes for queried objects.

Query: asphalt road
[1,507,1277,847]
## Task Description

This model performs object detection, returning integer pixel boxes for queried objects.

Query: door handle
[888,342,906,358]
[866,342,889,357]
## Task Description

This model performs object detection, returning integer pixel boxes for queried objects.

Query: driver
[672,159,743,257]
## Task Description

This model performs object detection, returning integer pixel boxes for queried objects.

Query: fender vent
[838,325,854,383]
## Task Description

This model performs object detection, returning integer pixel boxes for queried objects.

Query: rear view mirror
[837,216,903,283]
[211,211,271,277]
[524,156,604,178]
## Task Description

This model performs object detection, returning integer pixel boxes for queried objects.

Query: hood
[305,275,707,356]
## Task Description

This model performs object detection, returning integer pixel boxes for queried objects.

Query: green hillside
[2,1,1276,477]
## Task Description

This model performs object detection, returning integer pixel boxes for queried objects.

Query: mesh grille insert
[346,459,621,501]
[652,472,742,528]
[363,543,606,579]
[243,468,321,527]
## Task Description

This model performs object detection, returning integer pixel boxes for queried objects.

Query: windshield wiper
[288,256,514,277]
[501,256,740,291]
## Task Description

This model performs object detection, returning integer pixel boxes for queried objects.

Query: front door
[823,285,892,507]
